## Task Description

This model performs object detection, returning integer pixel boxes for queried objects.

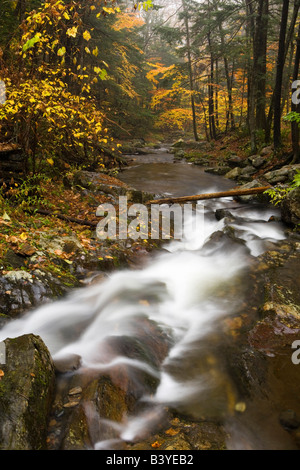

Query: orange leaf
[151,441,161,448]
[165,428,179,436]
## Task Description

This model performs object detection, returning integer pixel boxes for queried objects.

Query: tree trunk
[182,0,199,141]
[291,22,300,163]
[273,0,290,149]
[265,0,300,142]
[245,0,257,153]
[255,0,269,133]
[207,32,217,140]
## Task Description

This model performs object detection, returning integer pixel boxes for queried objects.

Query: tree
[290,22,300,163]
[181,0,199,141]
[273,0,290,149]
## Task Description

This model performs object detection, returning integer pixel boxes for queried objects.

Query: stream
[0,146,296,450]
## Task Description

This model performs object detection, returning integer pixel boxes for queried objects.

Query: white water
[0,192,287,448]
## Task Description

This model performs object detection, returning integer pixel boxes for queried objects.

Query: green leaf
[22,34,41,51]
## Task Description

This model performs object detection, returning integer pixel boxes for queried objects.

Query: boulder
[264,167,290,184]
[264,165,300,185]
[235,180,269,203]
[0,269,80,323]
[281,187,300,226]
[0,334,55,450]
[48,320,171,450]
[260,146,273,156]
[227,155,247,168]
[225,167,242,180]
[248,155,267,169]
[240,165,257,176]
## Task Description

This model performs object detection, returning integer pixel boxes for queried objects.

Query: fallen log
[145,186,271,205]
[33,208,98,227]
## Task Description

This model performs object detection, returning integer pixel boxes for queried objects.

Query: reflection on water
[119,158,234,198]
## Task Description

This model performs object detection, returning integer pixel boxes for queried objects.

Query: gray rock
[225,167,242,180]
[248,155,266,169]
[236,180,269,202]
[264,165,300,185]
[240,165,257,176]
[227,155,247,168]
[0,334,55,450]
[281,187,300,226]
[205,166,231,176]
[260,146,273,156]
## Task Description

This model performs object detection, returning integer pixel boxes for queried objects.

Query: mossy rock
[0,334,55,450]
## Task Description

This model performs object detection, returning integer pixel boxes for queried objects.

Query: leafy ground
[0,170,156,282]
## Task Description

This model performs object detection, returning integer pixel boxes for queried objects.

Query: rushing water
[0,148,291,449]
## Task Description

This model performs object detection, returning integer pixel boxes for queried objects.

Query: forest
[0,0,299,177]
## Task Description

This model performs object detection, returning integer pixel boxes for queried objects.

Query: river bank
[0,137,300,450]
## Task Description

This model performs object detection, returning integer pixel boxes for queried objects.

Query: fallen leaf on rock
[165,428,179,436]
[151,441,161,448]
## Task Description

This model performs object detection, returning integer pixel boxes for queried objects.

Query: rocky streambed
[0,142,300,451]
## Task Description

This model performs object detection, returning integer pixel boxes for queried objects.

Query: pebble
[68,386,82,396]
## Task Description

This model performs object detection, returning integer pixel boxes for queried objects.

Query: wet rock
[215,209,235,221]
[227,155,246,168]
[0,334,55,450]
[173,149,185,159]
[127,415,227,451]
[126,189,155,204]
[264,165,300,185]
[225,167,242,180]
[48,318,171,450]
[225,246,300,448]
[236,180,269,203]
[240,165,257,177]
[281,187,300,226]
[4,249,26,269]
[264,168,289,184]
[205,166,231,176]
[248,155,267,169]
[54,354,82,373]
[0,269,79,321]
[279,410,300,430]
[171,139,184,149]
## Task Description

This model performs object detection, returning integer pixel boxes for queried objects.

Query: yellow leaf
[83,30,91,41]
[103,7,115,14]
[63,11,70,20]
[20,232,28,241]
[66,27,77,38]
[47,158,54,165]
[57,47,66,56]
